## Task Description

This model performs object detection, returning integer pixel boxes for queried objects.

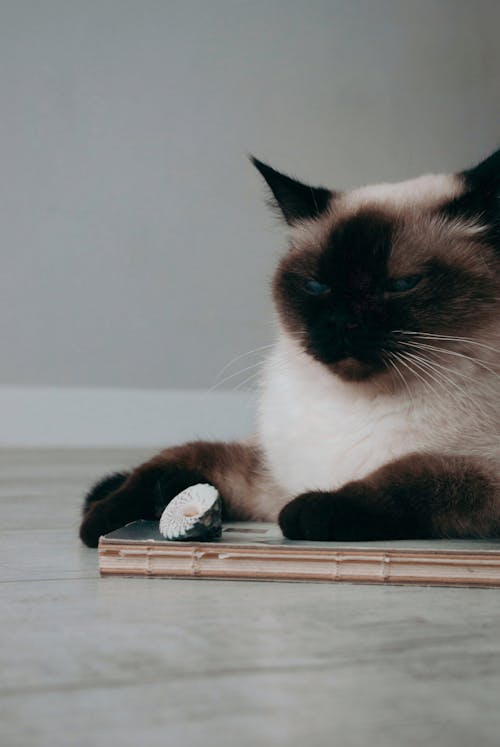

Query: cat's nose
[328,311,360,334]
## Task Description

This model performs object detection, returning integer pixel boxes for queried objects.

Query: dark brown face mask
[252,149,500,383]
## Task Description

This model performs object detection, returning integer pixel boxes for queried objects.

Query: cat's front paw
[80,501,118,548]
[278,484,377,541]
[79,463,210,547]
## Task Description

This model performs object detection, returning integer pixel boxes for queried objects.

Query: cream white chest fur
[257,335,500,498]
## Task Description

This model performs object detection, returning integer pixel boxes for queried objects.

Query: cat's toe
[79,504,113,548]
[278,492,335,541]
[277,496,304,539]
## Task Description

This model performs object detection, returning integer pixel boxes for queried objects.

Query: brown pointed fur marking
[273,201,499,383]
[80,148,500,547]
[79,441,277,547]
[279,454,499,541]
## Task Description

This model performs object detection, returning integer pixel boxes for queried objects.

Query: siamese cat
[80,148,500,547]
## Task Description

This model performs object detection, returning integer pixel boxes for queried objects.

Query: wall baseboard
[0,387,256,447]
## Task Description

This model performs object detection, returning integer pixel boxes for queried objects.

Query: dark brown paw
[82,471,130,515]
[278,484,381,541]
[279,492,335,540]
[79,464,209,548]
[79,503,114,548]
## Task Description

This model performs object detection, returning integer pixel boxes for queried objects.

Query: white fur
[289,173,464,249]
[341,173,463,212]
[257,333,500,502]
[254,169,499,515]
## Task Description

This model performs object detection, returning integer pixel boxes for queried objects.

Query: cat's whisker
[395,339,500,377]
[392,352,444,403]
[398,350,491,418]
[213,343,275,384]
[230,342,309,385]
[402,348,498,400]
[232,371,263,392]
[402,351,470,399]
[407,351,499,390]
[210,359,268,391]
[267,341,312,369]
[398,350,476,416]
[394,330,500,356]
[383,352,415,407]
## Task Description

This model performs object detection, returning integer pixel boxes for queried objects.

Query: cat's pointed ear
[250,157,333,225]
[455,148,500,244]
[463,148,500,195]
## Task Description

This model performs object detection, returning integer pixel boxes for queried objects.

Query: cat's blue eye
[304,279,331,296]
[387,274,423,293]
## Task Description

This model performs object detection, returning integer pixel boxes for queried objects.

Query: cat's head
[252,150,500,386]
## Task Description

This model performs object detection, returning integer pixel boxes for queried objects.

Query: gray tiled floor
[2,448,500,747]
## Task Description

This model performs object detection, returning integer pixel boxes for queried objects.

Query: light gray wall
[1,0,499,390]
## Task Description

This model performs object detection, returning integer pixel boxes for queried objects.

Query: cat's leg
[79,440,279,547]
[82,472,130,514]
[279,454,500,541]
